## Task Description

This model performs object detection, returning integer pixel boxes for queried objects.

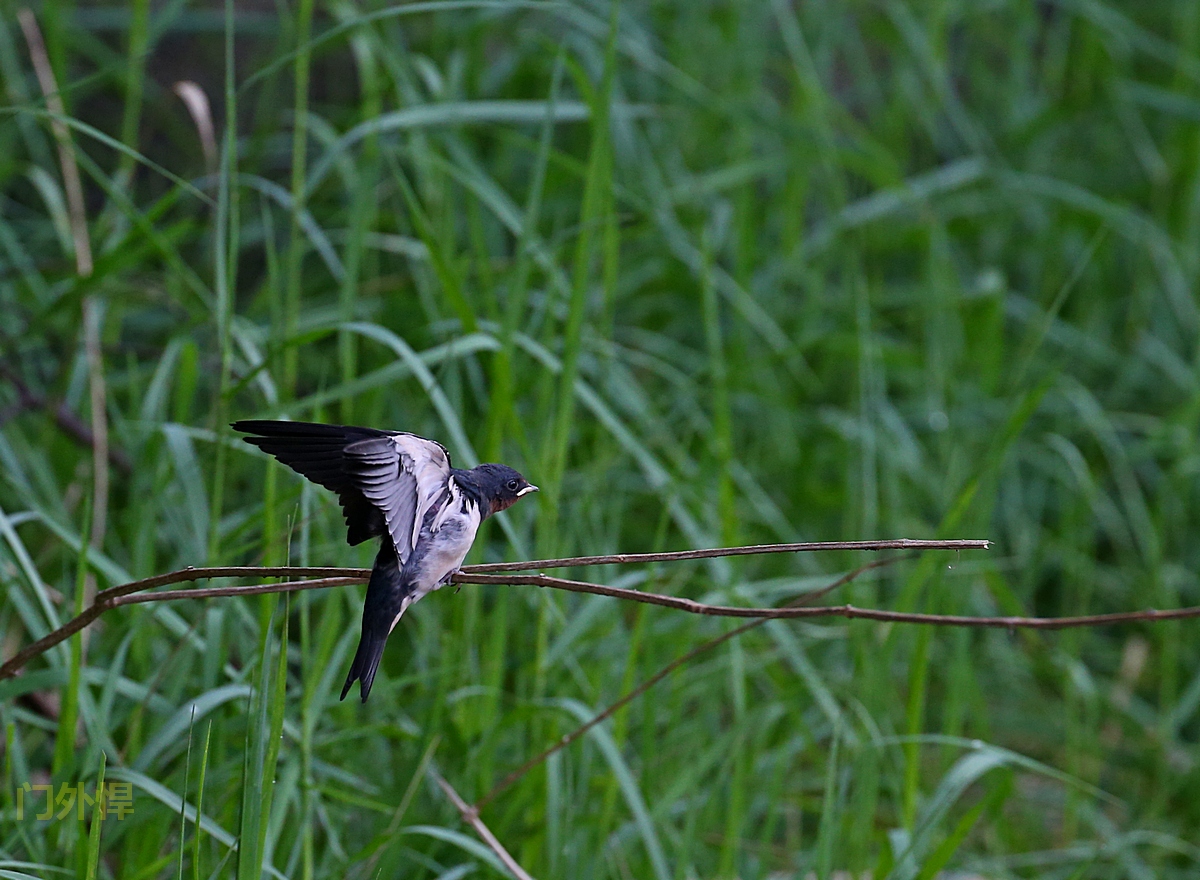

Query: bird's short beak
[516,484,539,497]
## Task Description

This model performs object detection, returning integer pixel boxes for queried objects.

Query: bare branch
[6,540,1195,684]
[429,766,537,880]
[111,577,364,606]
[464,538,989,572]
[94,566,367,603]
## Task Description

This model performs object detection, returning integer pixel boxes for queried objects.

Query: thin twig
[429,766,537,880]
[464,539,989,572]
[94,566,367,602]
[111,577,364,606]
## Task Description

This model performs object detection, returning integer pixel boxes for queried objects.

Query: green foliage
[2,0,1200,876]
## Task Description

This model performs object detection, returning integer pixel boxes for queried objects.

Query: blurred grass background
[2,0,1200,876]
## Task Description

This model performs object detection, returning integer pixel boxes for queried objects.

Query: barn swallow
[233,420,537,702]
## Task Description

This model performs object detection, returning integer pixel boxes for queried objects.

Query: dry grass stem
[19,8,107,657]
[430,766,537,880]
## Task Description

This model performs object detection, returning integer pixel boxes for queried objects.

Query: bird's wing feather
[343,432,453,565]
[234,420,389,545]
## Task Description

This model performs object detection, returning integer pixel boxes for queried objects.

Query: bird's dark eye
[507,479,519,491]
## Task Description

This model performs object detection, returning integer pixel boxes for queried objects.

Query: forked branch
[5,537,1193,684]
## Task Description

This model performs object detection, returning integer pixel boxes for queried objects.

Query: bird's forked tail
[341,541,412,703]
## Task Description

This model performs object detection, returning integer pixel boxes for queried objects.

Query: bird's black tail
[340,625,389,703]
[340,541,412,703]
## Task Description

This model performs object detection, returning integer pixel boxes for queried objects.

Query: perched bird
[233,420,538,702]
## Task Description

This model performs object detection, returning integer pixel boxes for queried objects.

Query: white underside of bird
[388,473,483,633]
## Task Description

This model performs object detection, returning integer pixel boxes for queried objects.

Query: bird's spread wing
[234,421,457,552]
[342,433,454,566]
[234,420,391,545]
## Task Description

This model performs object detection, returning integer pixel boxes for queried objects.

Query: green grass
[3,0,1200,876]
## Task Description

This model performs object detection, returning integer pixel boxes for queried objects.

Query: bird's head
[470,463,538,515]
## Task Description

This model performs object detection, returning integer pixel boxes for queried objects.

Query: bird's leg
[441,568,464,593]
